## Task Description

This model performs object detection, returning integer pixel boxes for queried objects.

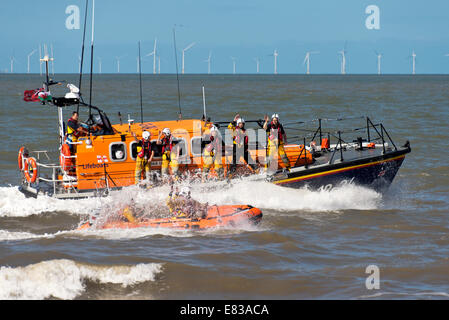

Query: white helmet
[272,113,279,120]
[210,125,218,133]
[179,186,191,197]
[236,118,245,125]
[142,131,150,140]
[115,150,124,159]
[162,128,171,136]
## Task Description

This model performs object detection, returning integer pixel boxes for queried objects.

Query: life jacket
[67,118,81,138]
[233,127,248,146]
[161,135,173,153]
[205,135,220,153]
[268,122,284,143]
[137,139,152,158]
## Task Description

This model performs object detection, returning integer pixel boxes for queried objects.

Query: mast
[77,0,89,113]
[88,0,95,121]
[138,41,143,123]
[172,27,182,120]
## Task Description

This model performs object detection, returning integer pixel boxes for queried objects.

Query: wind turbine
[50,44,55,75]
[39,44,43,75]
[27,49,37,74]
[115,56,125,73]
[411,50,416,75]
[253,57,260,73]
[181,42,196,74]
[303,51,319,75]
[10,56,17,73]
[338,42,347,74]
[204,51,212,74]
[145,38,157,74]
[231,57,237,74]
[158,55,161,74]
[375,51,382,75]
[269,49,279,74]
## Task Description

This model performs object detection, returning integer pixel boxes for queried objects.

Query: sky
[1,0,449,74]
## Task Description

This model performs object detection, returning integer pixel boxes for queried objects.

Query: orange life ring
[24,157,38,183]
[18,147,25,171]
[60,143,73,172]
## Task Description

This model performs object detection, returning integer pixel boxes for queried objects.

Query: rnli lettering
[81,163,109,170]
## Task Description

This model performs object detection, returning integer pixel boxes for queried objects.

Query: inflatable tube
[78,205,262,231]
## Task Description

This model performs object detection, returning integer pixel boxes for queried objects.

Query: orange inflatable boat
[78,205,262,231]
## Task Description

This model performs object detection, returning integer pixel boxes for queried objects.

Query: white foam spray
[0,259,163,300]
[0,178,382,219]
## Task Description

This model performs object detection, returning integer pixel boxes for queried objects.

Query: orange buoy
[18,147,26,171]
[60,144,73,172]
[24,157,38,183]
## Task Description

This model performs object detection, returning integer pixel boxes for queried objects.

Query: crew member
[157,128,179,179]
[202,125,223,181]
[263,113,291,172]
[228,114,257,173]
[66,111,88,152]
[166,186,208,219]
[132,130,154,184]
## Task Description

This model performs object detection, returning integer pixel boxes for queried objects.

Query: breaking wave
[0,259,163,300]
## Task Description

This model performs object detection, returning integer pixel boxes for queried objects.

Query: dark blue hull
[273,148,410,192]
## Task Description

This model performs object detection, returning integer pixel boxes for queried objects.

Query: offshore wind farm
[1,0,449,305]
[2,41,443,75]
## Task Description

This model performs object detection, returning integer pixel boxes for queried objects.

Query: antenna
[27,49,36,74]
[138,41,143,123]
[77,0,89,113]
[173,26,182,119]
[202,85,207,119]
[181,42,196,74]
[88,0,95,121]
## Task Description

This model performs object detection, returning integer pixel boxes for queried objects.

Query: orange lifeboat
[78,205,262,231]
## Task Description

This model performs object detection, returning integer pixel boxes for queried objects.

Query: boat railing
[21,147,81,195]
[283,116,399,165]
